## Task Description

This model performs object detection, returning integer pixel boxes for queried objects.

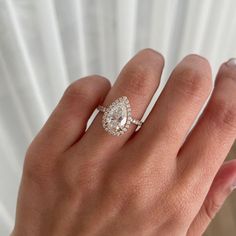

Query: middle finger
[134,55,212,157]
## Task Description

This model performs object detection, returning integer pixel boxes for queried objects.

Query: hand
[12,49,236,236]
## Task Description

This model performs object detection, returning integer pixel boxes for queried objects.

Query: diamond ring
[97,96,143,136]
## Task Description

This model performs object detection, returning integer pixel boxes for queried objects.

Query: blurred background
[0,0,236,235]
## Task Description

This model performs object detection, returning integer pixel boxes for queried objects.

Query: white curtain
[1,0,236,234]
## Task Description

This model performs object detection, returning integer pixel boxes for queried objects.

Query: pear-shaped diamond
[102,96,131,136]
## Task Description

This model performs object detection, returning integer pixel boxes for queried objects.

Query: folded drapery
[0,1,236,235]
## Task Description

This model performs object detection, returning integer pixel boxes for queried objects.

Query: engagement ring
[97,96,143,136]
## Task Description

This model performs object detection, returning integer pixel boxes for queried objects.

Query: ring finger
[74,49,164,155]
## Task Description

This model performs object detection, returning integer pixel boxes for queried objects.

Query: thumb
[187,159,236,236]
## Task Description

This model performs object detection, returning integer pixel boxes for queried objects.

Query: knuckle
[120,64,156,96]
[139,48,165,64]
[65,80,91,101]
[64,75,110,102]
[23,139,60,188]
[207,97,236,131]
[173,64,211,99]
[117,49,164,96]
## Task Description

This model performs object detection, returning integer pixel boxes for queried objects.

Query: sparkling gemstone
[106,102,128,132]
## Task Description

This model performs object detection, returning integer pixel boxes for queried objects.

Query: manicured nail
[226,58,236,67]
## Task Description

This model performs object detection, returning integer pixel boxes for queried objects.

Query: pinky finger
[187,159,236,236]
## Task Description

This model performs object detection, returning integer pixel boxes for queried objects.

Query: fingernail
[231,183,236,191]
[226,58,236,67]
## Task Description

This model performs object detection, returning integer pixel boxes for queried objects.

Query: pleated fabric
[0,1,236,235]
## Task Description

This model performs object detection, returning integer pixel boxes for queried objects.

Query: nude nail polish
[226,58,236,67]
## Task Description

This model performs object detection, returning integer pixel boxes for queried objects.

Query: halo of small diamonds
[101,96,131,136]
[98,96,142,136]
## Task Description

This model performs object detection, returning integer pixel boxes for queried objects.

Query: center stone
[106,103,128,132]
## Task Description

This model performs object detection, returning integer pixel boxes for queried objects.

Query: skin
[12,49,236,236]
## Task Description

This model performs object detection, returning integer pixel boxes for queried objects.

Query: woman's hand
[12,49,236,236]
